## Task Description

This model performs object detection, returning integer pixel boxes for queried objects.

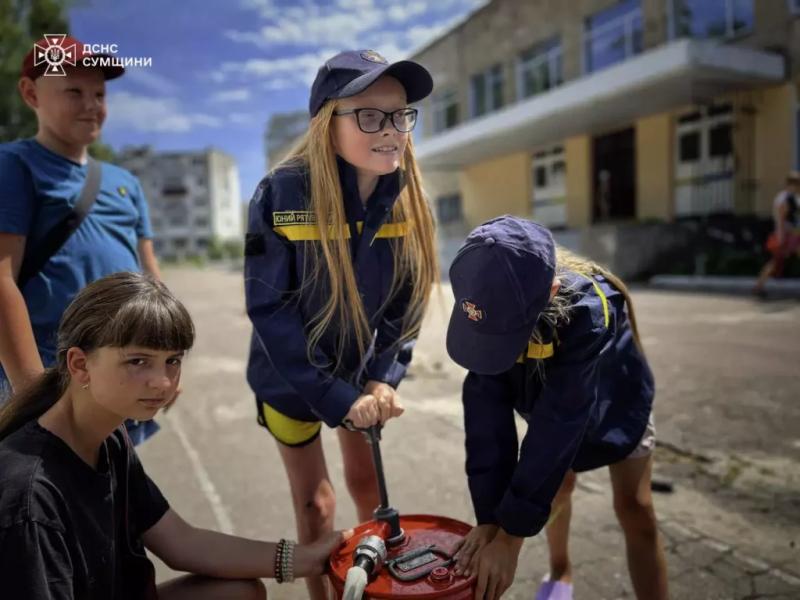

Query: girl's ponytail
[0,368,66,441]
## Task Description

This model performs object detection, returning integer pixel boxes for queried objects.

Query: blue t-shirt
[0,138,153,375]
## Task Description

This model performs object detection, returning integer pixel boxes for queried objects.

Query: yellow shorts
[257,402,322,447]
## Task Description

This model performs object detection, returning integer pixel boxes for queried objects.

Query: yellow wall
[459,152,531,227]
[755,83,795,214]
[565,135,592,227]
[635,113,673,221]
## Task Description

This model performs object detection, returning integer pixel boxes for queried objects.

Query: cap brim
[334,60,433,104]
[446,307,533,375]
[23,56,124,81]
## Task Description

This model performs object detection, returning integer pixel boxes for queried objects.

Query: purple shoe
[534,579,574,600]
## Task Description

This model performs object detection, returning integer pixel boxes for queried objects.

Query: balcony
[416,38,784,171]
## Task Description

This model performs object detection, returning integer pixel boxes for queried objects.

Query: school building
[412,0,800,276]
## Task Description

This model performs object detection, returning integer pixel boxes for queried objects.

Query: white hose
[342,565,369,600]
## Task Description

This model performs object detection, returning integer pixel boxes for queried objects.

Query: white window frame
[531,146,567,228]
[516,39,563,101]
[667,0,755,40]
[674,105,736,217]
[469,64,504,118]
[583,3,643,74]
[432,90,459,133]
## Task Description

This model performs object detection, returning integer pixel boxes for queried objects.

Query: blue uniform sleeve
[364,276,415,388]
[462,370,519,526]
[494,323,612,538]
[244,180,360,428]
[0,150,36,236]
[131,177,153,239]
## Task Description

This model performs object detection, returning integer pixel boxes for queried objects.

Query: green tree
[0,0,70,141]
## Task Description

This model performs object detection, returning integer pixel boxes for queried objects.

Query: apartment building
[119,146,243,260]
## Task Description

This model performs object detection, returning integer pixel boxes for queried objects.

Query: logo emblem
[360,50,387,64]
[34,34,76,77]
[117,186,128,197]
[461,300,484,323]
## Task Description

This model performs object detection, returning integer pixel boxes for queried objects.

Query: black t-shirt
[0,421,169,599]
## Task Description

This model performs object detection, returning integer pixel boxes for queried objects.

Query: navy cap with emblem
[446,216,557,375]
[309,49,433,117]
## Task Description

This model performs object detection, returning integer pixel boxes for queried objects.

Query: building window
[433,90,459,133]
[470,64,504,118]
[195,217,209,228]
[679,131,701,162]
[669,0,754,40]
[708,123,733,157]
[674,103,735,217]
[517,37,563,100]
[436,194,463,225]
[584,0,642,74]
[532,146,567,228]
[535,165,548,187]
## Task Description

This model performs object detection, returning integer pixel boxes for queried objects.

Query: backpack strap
[17,157,101,289]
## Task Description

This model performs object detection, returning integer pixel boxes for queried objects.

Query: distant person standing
[754,171,800,297]
[0,36,162,444]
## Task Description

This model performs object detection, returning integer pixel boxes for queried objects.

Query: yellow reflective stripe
[589,279,610,328]
[272,224,351,241]
[274,221,410,241]
[355,221,411,238]
[262,404,321,446]
[516,341,555,363]
[374,222,410,238]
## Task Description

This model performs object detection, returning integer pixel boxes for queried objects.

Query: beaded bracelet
[282,539,296,583]
[275,538,297,584]
[275,539,285,583]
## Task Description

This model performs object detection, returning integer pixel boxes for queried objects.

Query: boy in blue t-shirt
[0,36,163,443]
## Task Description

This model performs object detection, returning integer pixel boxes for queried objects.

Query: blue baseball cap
[309,49,433,117]
[446,216,557,375]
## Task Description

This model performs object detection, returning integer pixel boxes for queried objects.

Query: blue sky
[69,0,485,203]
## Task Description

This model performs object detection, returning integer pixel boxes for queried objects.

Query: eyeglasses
[333,107,418,133]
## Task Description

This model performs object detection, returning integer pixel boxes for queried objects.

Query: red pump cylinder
[328,514,476,599]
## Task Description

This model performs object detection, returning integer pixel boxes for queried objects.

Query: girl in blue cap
[244,49,438,599]
[446,216,668,600]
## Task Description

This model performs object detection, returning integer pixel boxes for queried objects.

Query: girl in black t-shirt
[0,272,349,600]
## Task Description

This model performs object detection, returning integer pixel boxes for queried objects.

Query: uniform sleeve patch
[245,233,266,256]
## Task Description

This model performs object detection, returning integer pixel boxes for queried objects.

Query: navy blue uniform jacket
[244,157,415,428]
[463,273,654,537]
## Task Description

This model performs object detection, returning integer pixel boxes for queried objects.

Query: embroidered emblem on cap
[461,300,485,323]
[360,50,387,64]
[117,186,128,197]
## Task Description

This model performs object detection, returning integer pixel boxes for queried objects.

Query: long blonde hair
[275,101,438,371]
[535,247,644,356]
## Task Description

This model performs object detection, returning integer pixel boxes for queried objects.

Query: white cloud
[225,9,381,47]
[122,67,180,95]
[209,88,252,103]
[106,92,223,133]
[215,48,336,87]
[387,1,427,23]
[228,112,259,125]
[222,0,490,91]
